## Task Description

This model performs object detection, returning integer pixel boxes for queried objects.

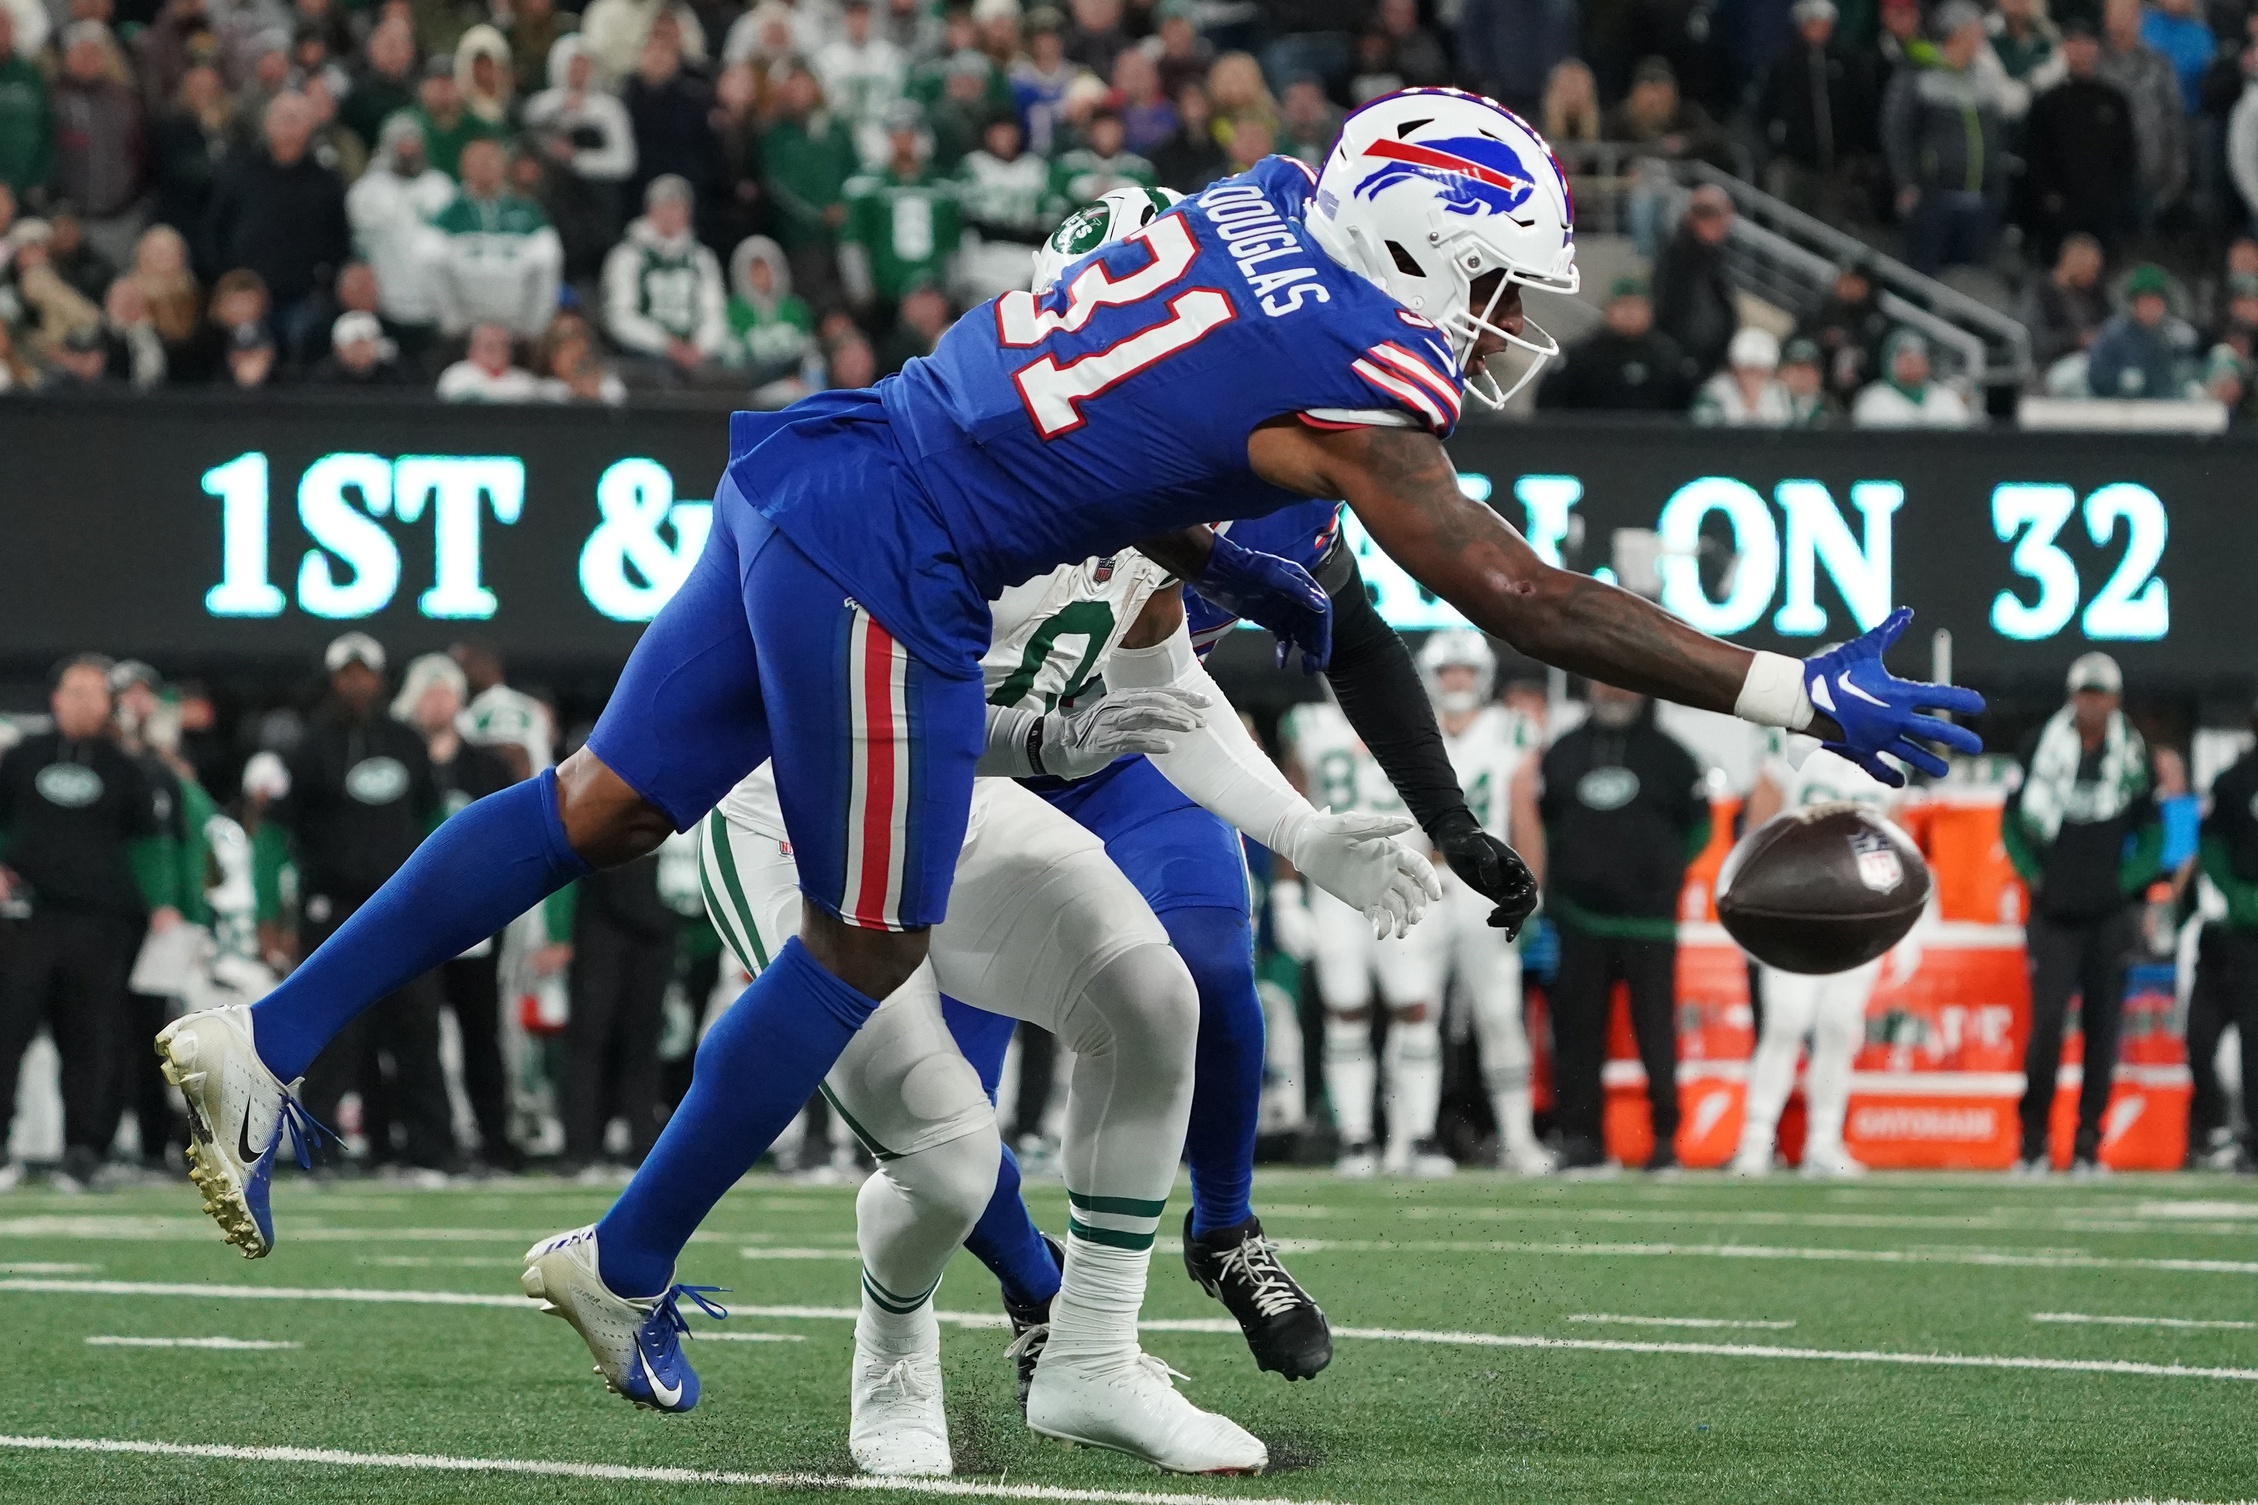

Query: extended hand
[1187,530,1333,674]
[1280,809,1441,939]
[1429,809,1538,937]
[1802,608,1984,787]
[1040,685,1209,779]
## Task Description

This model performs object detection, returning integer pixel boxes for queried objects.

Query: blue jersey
[730,156,1465,669]
[1186,499,1344,654]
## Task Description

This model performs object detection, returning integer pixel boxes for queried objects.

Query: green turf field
[2,1168,2256,1504]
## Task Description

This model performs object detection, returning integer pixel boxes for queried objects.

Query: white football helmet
[1033,185,1186,293]
[1307,88,1577,408]
[1416,628,1496,715]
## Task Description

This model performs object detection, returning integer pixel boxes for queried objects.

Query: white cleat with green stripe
[1026,1346,1268,1474]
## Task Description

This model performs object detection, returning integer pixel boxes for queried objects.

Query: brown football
[1716,803,1930,974]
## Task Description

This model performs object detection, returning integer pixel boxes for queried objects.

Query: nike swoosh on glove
[1040,686,1209,780]
[1278,809,1443,940]
[1802,607,1985,787]
[1429,808,1538,937]
[1187,530,1333,674]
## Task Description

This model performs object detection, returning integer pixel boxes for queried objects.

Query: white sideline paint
[1566,1314,1797,1331]
[691,1332,807,1343]
[2033,1313,2258,1331]
[1267,1239,2258,1276]
[0,1262,98,1274]
[17,1281,2252,1383]
[85,1336,300,1350]
[0,1436,1339,1504]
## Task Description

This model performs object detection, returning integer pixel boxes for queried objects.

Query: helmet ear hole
[1385,240,1425,277]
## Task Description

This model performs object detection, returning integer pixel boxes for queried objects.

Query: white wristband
[1735,651,1814,731]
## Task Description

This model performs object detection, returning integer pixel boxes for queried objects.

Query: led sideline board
[0,399,2232,679]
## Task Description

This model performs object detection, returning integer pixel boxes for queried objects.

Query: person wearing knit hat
[1850,327,1975,427]
[2086,262,2200,399]
[1692,325,1795,426]
[1777,335,1836,426]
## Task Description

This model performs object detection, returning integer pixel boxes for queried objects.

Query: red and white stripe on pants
[842,607,913,930]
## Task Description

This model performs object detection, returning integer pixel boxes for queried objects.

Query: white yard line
[0,1262,98,1273]
[1566,1314,1797,1331]
[2033,1313,2258,1331]
[1267,1239,2258,1275]
[0,1435,1339,1504]
[84,1336,299,1350]
[16,1281,2245,1383]
[693,1332,808,1343]
[736,1248,863,1260]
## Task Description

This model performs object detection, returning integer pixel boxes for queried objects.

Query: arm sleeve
[577,96,639,181]
[1103,625,1312,852]
[1313,536,1470,836]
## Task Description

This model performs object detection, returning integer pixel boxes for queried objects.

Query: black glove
[1428,806,1538,938]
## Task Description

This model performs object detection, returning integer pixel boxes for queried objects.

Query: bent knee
[803,908,931,1000]
[879,1124,1003,1227]
[1073,942,1200,1058]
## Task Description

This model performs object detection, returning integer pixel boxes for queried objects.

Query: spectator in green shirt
[842,103,964,313]
[0,11,51,200]
[760,63,860,309]
[409,54,504,179]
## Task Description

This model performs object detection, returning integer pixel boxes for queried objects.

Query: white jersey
[1443,705,1537,841]
[1279,700,1404,819]
[1760,733,1894,813]
[720,550,1174,835]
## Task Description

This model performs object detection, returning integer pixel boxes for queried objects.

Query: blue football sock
[1168,905,1265,1237]
[250,769,591,1083]
[595,937,878,1299]
[963,1138,1063,1309]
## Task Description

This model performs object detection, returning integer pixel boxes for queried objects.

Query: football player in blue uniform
[159,87,1982,1465]
[919,188,1556,1394]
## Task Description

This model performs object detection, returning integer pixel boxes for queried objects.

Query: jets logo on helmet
[1308,88,1578,410]
[1354,135,1538,221]
[1033,185,1185,294]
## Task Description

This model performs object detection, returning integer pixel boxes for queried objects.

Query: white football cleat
[1384,1140,1457,1179]
[1027,1348,1267,1475]
[1499,1140,1557,1176]
[850,1326,952,1476]
[1333,1142,1378,1180]
[1799,1142,1867,1179]
[155,1004,315,1258]
[522,1224,726,1412]
[1728,1147,1774,1177]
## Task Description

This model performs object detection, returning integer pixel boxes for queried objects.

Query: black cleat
[1181,1210,1332,1381]
[1002,1235,1064,1414]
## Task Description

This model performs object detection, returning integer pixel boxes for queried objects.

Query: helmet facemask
[1430,232,1569,410]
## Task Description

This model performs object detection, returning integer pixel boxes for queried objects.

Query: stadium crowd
[3,629,2252,1189]
[1,0,2258,410]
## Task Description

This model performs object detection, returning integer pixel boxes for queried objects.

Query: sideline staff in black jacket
[265,633,452,1170]
[1540,684,1709,1172]
[0,655,183,1181]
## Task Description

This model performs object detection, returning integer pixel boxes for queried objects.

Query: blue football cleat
[523,1225,727,1412]
[156,1005,326,1258]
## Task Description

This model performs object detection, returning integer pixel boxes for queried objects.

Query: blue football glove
[1188,530,1332,674]
[1802,607,1985,787]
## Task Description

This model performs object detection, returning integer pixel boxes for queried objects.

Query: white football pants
[1738,960,1879,1161]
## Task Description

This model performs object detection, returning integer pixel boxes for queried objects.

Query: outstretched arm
[1247,419,1778,718]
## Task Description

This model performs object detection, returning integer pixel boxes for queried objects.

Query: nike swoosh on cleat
[237,1105,265,1167]
[638,1345,683,1409]
[1836,672,1890,708]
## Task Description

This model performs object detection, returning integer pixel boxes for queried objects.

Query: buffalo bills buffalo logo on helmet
[1353,133,1538,220]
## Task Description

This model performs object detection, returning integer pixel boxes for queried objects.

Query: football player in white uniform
[1729,735,1912,1177]
[1416,629,1553,1174]
[1283,631,1548,1177]
[696,541,1435,1476]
